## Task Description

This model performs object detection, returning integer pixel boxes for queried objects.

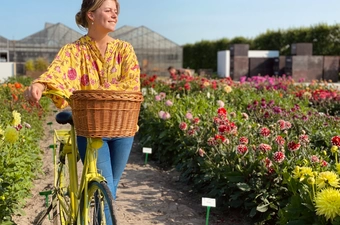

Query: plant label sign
[202,197,216,207]
[143,147,152,154]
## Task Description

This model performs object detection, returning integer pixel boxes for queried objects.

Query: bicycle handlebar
[43,90,70,103]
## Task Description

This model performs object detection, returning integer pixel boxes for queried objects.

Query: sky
[0,0,339,46]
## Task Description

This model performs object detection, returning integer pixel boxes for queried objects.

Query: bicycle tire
[80,181,117,225]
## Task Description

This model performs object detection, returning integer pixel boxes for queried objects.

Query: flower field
[138,74,340,224]
[0,77,50,224]
[1,74,340,224]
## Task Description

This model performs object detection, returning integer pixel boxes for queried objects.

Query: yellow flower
[203,81,210,87]
[307,177,315,185]
[293,166,314,182]
[90,138,103,149]
[315,188,340,221]
[316,171,339,190]
[12,110,21,126]
[331,145,339,154]
[302,91,312,99]
[223,85,232,93]
[0,127,4,136]
[4,126,19,143]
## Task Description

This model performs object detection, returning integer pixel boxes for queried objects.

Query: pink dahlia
[193,117,200,124]
[288,141,301,151]
[237,145,248,155]
[258,143,272,153]
[299,134,309,145]
[179,122,188,131]
[239,136,249,145]
[275,136,285,146]
[273,151,285,163]
[259,127,271,137]
[310,155,320,163]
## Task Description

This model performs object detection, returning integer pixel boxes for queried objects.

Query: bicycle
[35,90,117,225]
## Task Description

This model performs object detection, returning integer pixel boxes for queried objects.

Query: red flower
[321,160,328,167]
[285,121,292,129]
[264,157,272,167]
[331,136,340,147]
[275,136,285,146]
[179,122,187,131]
[239,136,249,145]
[15,124,23,131]
[193,117,200,124]
[217,107,227,116]
[299,134,309,145]
[187,129,196,136]
[277,120,286,130]
[273,151,285,163]
[184,82,191,90]
[277,120,292,130]
[288,141,301,151]
[258,143,272,153]
[259,127,271,137]
[237,145,248,154]
[214,134,229,144]
[264,157,275,174]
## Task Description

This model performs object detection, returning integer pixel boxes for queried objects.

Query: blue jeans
[77,136,133,199]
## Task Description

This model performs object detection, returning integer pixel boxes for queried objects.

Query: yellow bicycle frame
[46,90,106,225]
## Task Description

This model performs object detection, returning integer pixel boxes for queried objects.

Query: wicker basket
[69,90,144,138]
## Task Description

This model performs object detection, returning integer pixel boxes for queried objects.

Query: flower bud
[307,177,315,185]
[331,145,339,154]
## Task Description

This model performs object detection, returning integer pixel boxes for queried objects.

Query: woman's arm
[25,44,80,108]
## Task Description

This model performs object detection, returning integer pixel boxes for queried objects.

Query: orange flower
[14,82,22,89]
[12,94,18,102]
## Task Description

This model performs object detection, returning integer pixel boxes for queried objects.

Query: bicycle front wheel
[80,181,117,225]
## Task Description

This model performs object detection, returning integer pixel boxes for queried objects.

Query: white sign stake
[202,197,216,225]
[143,147,152,164]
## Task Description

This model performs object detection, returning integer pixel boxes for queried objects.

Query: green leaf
[249,207,257,217]
[158,130,167,139]
[256,203,269,212]
[236,182,251,191]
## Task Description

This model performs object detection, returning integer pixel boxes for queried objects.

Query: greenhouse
[0,23,183,76]
[110,25,182,76]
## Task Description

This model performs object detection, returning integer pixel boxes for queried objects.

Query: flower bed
[138,74,340,224]
[0,77,50,224]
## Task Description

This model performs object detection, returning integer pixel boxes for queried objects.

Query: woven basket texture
[70,90,143,138]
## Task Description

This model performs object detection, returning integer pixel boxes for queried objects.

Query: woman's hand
[24,83,46,104]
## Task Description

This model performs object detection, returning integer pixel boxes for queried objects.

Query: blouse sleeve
[33,44,80,109]
[119,43,140,91]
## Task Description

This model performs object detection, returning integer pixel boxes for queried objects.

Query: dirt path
[12,107,249,225]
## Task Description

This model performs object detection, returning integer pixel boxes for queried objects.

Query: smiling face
[88,0,118,33]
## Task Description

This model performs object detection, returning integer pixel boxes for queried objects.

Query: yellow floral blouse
[33,35,140,108]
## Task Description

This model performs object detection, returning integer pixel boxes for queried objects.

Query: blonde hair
[75,0,120,29]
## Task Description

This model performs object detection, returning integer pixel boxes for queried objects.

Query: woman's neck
[87,31,113,46]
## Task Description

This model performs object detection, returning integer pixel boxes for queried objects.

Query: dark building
[229,43,339,82]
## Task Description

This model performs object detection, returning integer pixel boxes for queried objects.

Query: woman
[24,0,140,205]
